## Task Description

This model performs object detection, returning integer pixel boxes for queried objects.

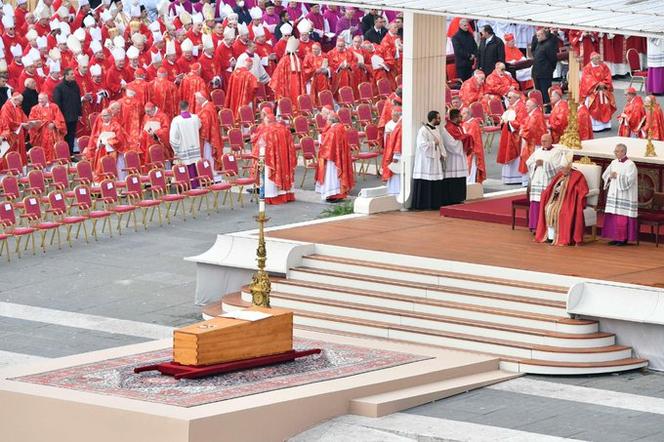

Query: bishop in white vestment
[602,143,638,245]
[526,133,563,231]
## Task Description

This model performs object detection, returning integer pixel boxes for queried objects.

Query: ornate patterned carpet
[12,338,430,407]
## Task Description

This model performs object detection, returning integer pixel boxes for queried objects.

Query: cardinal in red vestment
[381,108,403,193]
[326,37,355,100]
[268,37,306,106]
[180,63,209,113]
[149,67,180,118]
[577,104,594,141]
[617,87,646,138]
[90,108,129,179]
[459,70,486,107]
[568,30,600,66]
[213,29,237,92]
[644,95,664,141]
[303,43,331,106]
[497,92,527,166]
[519,99,547,174]
[461,107,486,183]
[119,88,143,152]
[579,52,616,131]
[484,63,518,99]
[548,88,569,144]
[315,112,354,201]
[127,69,151,109]
[195,92,223,165]
[28,93,67,163]
[139,102,172,163]
[0,93,29,169]
[535,159,589,246]
[105,48,132,100]
[225,58,258,120]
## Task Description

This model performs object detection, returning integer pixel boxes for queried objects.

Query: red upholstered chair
[172,164,211,218]
[348,128,379,180]
[211,89,226,109]
[358,82,374,104]
[1,175,24,208]
[24,170,49,203]
[0,210,10,261]
[72,184,113,239]
[315,112,328,133]
[277,97,294,122]
[297,94,314,116]
[626,48,647,92]
[254,82,267,103]
[98,179,138,234]
[50,165,75,199]
[258,101,275,114]
[338,86,355,107]
[227,127,254,173]
[21,195,62,252]
[196,159,233,211]
[78,136,90,155]
[376,78,393,98]
[363,124,382,153]
[220,153,256,207]
[318,90,335,110]
[484,98,505,152]
[148,169,186,223]
[53,141,73,167]
[0,200,37,257]
[512,189,531,230]
[122,150,149,183]
[146,144,174,178]
[124,174,163,228]
[375,99,386,121]
[99,155,126,188]
[88,112,99,130]
[73,160,99,192]
[637,192,664,247]
[356,103,374,127]
[299,137,317,188]
[338,107,353,127]
[27,146,53,179]
[219,108,236,135]
[293,115,311,140]
[239,105,256,128]
[5,151,23,176]
[46,190,88,246]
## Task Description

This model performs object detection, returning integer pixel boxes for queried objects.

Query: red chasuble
[644,100,664,141]
[224,67,258,120]
[149,77,180,118]
[90,120,128,179]
[303,53,331,106]
[198,101,223,162]
[496,99,527,164]
[463,117,486,183]
[548,99,569,144]
[119,96,143,152]
[618,96,646,138]
[127,78,150,108]
[381,120,402,181]
[0,100,28,169]
[326,47,355,99]
[262,121,298,204]
[315,122,354,199]
[139,110,172,163]
[579,62,616,124]
[519,108,547,173]
[535,169,589,246]
[28,103,66,163]
[459,77,485,107]
[180,72,209,114]
[485,71,518,98]
[268,53,306,105]
[577,104,594,141]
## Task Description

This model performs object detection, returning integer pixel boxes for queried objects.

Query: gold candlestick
[249,140,271,308]
[644,101,657,157]
[560,95,583,150]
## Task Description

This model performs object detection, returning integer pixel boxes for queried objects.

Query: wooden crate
[173,307,293,366]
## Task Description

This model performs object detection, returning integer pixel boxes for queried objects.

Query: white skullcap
[89,64,102,76]
[253,24,265,38]
[165,40,176,55]
[77,54,89,66]
[181,38,193,52]
[280,23,293,35]
[237,23,249,36]
[249,6,262,20]
[49,18,60,31]
[73,28,86,42]
[192,12,203,25]
[297,19,312,34]
[90,40,103,54]
[2,15,15,28]
[126,45,139,59]
[83,15,95,28]
[227,13,238,23]
[202,33,213,50]
[36,36,48,49]
[111,47,125,61]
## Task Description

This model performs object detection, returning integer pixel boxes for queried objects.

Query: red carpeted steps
[204,253,647,375]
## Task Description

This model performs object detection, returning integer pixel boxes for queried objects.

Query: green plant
[319,200,354,218]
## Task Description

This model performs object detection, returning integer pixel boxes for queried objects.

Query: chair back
[54,141,71,164]
[315,113,327,131]
[28,146,48,170]
[651,192,664,210]
[196,159,214,182]
[23,196,42,219]
[172,164,192,189]
[48,190,67,214]
[222,154,239,176]
[394,74,402,86]
[88,112,100,129]
[211,89,226,108]
[125,174,143,196]
[254,82,267,102]
[27,170,46,194]
[124,150,141,174]
[148,169,168,193]
[338,107,353,126]
[293,115,309,136]
[365,124,379,142]
[338,86,355,106]
[100,155,118,178]
[99,179,119,203]
[76,160,94,184]
[356,104,373,124]
[297,94,314,114]
[469,101,484,120]
[239,105,255,126]
[78,136,90,153]
[375,99,386,119]
[258,101,275,114]
[358,82,374,102]
[73,185,93,209]
[2,176,20,200]
[278,97,293,118]
[488,97,504,119]
[574,162,602,207]
[445,86,452,105]
[148,144,166,169]
[346,129,360,150]
[376,78,393,97]
[51,165,69,189]
[0,201,16,226]
[318,90,334,109]
[626,48,641,72]
[300,137,316,159]
[219,108,235,129]
[5,151,23,175]
[227,128,244,152]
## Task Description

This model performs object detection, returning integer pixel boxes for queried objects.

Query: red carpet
[440,195,528,228]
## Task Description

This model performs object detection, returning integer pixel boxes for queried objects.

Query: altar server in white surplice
[412,110,446,210]
[602,143,639,245]
[441,108,469,206]
[526,133,563,231]
[169,100,202,186]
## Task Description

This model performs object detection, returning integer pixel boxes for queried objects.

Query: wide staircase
[214,250,648,375]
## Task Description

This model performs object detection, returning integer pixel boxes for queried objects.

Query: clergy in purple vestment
[286,1,303,22]
[305,4,325,41]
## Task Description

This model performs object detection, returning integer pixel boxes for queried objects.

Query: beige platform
[0,329,515,442]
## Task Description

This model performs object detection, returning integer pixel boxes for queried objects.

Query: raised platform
[0,330,512,442]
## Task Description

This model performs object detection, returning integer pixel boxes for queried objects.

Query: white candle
[259,146,265,157]
[259,201,265,212]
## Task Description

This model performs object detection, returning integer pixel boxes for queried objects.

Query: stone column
[400,12,447,206]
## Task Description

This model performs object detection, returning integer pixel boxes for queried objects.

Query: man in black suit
[360,9,380,34]
[478,25,505,75]
[451,19,478,81]
[531,28,559,106]
[364,16,387,44]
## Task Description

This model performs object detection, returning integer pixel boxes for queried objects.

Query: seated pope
[535,152,589,246]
